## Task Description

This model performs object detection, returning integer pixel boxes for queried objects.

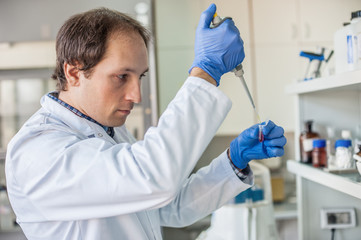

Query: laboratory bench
[1,203,297,240]
[163,196,298,240]
[274,198,297,220]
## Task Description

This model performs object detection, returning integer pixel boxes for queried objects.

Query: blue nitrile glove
[189,3,245,86]
[230,120,287,169]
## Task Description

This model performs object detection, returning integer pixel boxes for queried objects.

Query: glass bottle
[354,140,361,174]
[335,139,353,169]
[326,127,336,168]
[300,120,320,163]
[312,139,327,168]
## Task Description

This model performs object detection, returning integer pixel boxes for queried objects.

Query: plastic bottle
[312,139,327,168]
[335,139,353,169]
[354,125,361,155]
[300,120,320,164]
[325,127,336,168]
[353,140,361,174]
[334,22,353,73]
[350,10,361,71]
[334,10,361,73]
[342,130,352,141]
[326,126,336,157]
[354,140,361,155]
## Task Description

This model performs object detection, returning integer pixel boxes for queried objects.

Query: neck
[58,90,81,112]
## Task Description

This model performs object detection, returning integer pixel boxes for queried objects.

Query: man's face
[75,32,148,127]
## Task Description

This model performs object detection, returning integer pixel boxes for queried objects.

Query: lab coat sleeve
[158,150,254,227]
[6,77,233,222]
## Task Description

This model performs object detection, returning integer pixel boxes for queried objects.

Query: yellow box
[271,177,285,202]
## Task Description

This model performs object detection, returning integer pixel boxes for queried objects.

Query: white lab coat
[6,77,253,240]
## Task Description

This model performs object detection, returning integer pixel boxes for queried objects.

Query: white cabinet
[156,0,361,134]
[285,70,361,240]
[252,0,300,132]
[298,0,361,43]
[253,0,299,44]
[156,0,254,135]
[252,0,361,132]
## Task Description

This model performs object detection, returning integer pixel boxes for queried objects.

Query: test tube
[258,125,264,142]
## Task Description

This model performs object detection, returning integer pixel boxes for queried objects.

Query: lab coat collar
[40,93,111,140]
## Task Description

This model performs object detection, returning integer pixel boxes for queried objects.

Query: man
[6,4,286,240]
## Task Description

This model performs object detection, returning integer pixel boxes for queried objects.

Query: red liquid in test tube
[259,125,264,142]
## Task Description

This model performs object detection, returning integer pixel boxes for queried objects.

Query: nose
[125,78,142,104]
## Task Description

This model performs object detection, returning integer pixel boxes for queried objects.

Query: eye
[139,73,147,80]
[117,74,128,80]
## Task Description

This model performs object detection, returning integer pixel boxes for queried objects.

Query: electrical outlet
[320,208,356,229]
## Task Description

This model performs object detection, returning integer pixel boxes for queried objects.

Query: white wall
[155,0,361,134]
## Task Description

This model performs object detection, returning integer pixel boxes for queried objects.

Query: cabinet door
[253,0,299,131]
[299,0,361,43]
[253,0,299,44]
[156,0,254,134]
[255,45,299,131]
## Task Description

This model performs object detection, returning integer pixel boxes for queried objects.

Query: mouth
[117,109,131,115]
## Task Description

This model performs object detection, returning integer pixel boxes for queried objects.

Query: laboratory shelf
[287,160,361,200]
[285,69,361,95]
[273,201,297,220]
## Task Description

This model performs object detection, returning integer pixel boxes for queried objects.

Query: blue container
[235,188,252,204]
[335,139,352,148]
[235,187,265,203]
[313,139,326,148]
[252,188,264,202]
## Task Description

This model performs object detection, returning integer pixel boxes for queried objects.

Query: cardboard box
[271,177,285,202]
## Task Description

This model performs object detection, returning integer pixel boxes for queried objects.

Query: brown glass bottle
[299,120,320,163]
[312,139,327,168]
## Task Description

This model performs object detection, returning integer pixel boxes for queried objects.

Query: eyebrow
[122,68,149,75]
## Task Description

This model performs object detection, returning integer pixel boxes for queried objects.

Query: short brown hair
[52,8,151,91]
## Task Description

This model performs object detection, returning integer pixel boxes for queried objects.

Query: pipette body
[212,13,263,141]
[231,65,261,123]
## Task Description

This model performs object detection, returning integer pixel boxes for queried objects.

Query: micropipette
[212,13,264,142]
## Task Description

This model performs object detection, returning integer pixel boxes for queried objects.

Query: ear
[63,62,81,87]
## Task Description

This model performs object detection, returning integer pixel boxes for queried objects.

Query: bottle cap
[351,10,361,20]
[335,139,352,148]
[341,130,352,139]
[313,139,326,148]
[304,120,313,132]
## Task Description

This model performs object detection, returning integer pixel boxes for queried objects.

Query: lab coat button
[98,133,103,137]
